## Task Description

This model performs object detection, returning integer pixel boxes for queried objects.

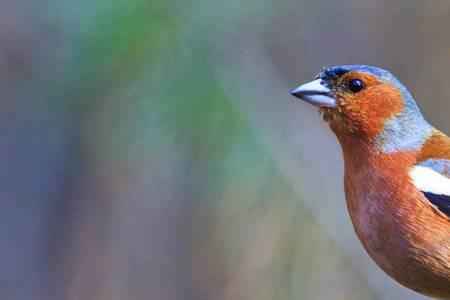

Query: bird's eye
[347,79,365,93]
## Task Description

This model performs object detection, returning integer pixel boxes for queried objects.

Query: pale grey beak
[290,79,336,107]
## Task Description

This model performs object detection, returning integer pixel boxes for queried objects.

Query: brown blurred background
[1,0,450,299]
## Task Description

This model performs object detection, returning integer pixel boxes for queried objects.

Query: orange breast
[341,139,450,299]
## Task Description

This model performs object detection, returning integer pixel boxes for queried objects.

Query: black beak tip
[290,89,302,99]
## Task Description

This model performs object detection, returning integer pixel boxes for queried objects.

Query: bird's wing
[410,130,450,217]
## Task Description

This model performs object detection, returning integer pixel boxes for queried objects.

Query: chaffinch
[291,65,450,299]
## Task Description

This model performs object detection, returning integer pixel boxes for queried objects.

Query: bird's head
[291,65,432,153]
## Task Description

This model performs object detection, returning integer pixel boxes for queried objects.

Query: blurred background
[2,0,450,299]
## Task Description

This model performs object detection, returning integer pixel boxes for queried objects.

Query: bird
[290,65,450,299]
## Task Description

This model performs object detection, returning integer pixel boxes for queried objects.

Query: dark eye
[347,79,365,93]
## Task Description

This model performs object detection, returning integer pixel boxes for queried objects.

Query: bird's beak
[290,79,336,108]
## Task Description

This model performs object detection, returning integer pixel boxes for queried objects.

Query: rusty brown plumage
[341,139,450,299]
[291,65,450,298]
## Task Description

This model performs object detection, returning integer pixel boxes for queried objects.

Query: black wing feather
[423,192,450,217]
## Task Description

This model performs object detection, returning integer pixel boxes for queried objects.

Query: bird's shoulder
[411,130,450,217]
[418,129,450,160]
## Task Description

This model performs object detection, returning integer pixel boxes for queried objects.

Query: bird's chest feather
[344,163,410,273]
[343,152,450,298]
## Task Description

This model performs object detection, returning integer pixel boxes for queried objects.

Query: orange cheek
[339,84,404,138]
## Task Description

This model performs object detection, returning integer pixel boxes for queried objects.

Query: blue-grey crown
[323,65,433,152]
